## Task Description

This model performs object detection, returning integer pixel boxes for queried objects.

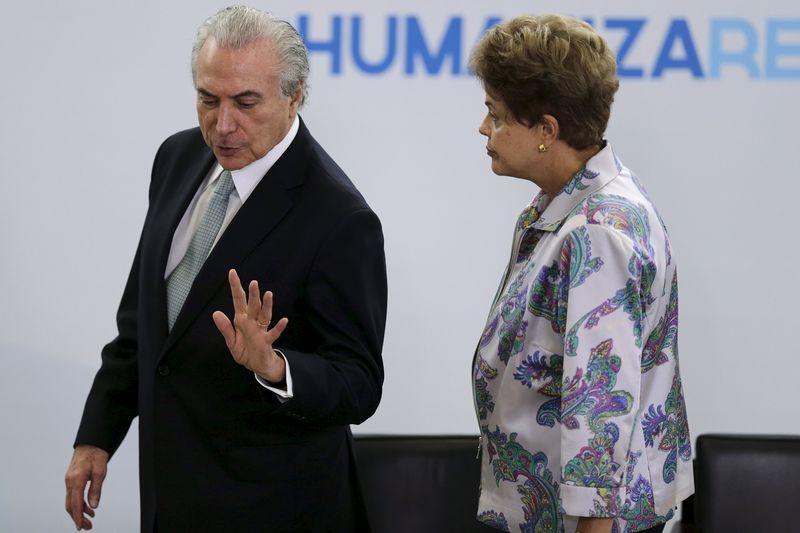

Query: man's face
[194,37,302,170]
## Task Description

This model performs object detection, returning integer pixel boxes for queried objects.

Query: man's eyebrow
[233,90,262,99]
[195,89,263,99]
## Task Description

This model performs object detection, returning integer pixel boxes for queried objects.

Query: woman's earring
[538,143,547,153]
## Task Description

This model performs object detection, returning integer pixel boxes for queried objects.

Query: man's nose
[215,103,237,135]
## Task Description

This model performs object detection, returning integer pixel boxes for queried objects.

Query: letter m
[405,16,462,75]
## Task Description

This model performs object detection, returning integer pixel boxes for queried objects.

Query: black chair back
[688,434,800,533]
[353,435,488,533]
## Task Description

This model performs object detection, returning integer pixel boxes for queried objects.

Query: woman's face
[478,92,543,180]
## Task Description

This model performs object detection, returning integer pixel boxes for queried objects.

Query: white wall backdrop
[2,0,798,530]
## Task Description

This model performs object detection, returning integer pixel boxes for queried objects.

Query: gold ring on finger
[257,320,270,328]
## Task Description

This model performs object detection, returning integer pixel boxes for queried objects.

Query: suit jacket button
[157,365,170,376]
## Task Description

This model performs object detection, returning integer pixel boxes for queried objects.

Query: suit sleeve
[73,239,141,456]
[73,140,169,456]
[274,207,387,425]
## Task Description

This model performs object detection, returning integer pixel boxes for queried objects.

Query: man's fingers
[68,482,86,529]
[212,311,236,349]
[247,280,261,319]
[66,464,89,528]
[258,291,274,328]
[65,446,108,530]
[228,269,247,315]
[65,476,100,530]
[79,502,95,529]
[87,467,106,509]
[81,511,94,529]
[266,317,289,343]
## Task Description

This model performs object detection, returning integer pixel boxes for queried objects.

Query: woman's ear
[539,114,559,145]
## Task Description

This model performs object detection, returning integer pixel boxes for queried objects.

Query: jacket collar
[523,142,623,233]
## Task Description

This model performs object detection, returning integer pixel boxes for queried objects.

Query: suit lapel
[162,123,310,356]
[143,141,217,348]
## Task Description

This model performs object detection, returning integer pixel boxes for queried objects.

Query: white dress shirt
[165,116,300,398]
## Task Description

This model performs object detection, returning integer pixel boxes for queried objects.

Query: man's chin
[213,150,249,171]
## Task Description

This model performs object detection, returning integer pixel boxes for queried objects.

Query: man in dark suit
[64,6,387,532]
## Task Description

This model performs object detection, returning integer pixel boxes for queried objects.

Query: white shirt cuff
[254,348,294,402]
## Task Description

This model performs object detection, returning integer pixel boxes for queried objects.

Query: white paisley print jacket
[473,144,693,533]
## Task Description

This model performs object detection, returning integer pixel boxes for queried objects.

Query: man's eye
[200,99,218,107]
[238,101,256,109]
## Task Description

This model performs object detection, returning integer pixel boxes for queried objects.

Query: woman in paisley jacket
[469,14,693,533]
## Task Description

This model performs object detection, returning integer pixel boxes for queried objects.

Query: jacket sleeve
[73,139,169,456]
[557,224,650,517]
[73,239,142,456]
[273,207,387,426]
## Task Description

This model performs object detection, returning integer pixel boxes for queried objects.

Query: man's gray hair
[191,5,309,106]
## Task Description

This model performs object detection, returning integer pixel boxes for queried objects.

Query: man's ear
[289,81,305,113]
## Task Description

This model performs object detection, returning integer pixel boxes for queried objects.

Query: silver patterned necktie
[166,170,235,329]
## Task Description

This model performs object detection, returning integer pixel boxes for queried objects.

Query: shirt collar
[523,142,623,232]
[208,115,300,203]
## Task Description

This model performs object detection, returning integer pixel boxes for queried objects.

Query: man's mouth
[217,145,240,157]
